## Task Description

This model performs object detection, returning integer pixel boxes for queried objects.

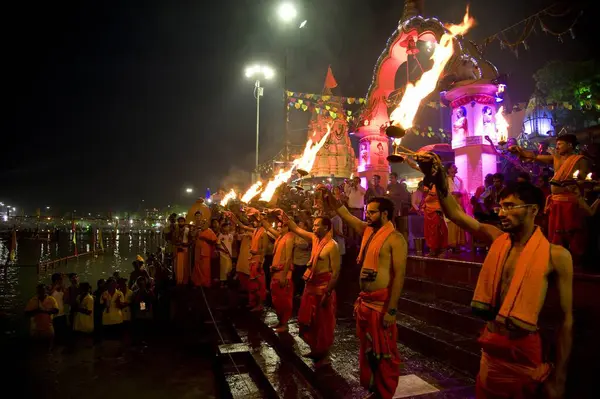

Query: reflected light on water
[0,232,164,337]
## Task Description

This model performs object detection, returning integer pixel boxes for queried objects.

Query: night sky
[2,0,595,214]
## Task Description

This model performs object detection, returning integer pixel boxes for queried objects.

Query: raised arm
[286,217,315,243]
[508,145,554,165]
[384,233,408,327]
[546,246,573,398]
[416,153,503,245]
[229,211,254,232]
[321,188,367,235]
[260,217,280,238]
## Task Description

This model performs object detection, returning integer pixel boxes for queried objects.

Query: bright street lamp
[245,64,275,182]
[185,187,193,194]
[277,3,298,22]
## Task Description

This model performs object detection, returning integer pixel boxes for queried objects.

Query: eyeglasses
[365,210,380,216]
[493,204,535,213]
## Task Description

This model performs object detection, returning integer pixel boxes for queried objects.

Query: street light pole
[255,79,263,172]
[245,64,274,183]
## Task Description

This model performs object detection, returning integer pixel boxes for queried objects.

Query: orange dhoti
[297,272,336,358]
[355,289,401,399]
[546,193,585,257]
[247,258,266,308]
[476,327,551,398]
[270,267,294,325]
[192,256,211,287]
[424,210,448,251]
[174,247,190,285]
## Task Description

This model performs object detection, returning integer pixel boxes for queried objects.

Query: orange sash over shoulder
[303,230,333,281]
[250,227,265,254]
[552,154,583,181]
[271,232,294,271]
[357,221,395,272]
[471,227,549,331]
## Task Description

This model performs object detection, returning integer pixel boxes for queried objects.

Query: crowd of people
[25,256,166,349]
[25,133,598,398]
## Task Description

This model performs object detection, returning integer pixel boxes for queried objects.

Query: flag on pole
[72,220,77,256]
[9,228,17,262]
[324,65,338,89]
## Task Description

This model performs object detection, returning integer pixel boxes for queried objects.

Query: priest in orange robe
[261,219,295,332]
[192,212,218,287]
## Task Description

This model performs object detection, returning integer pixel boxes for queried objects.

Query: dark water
[1,233,217,399]
[0,232,163,335]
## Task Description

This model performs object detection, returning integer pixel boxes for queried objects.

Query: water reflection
[0,233,163,337]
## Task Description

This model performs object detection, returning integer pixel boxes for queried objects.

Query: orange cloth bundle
[357,221,395,272]
[552,154,583,181]
[250,227,265,253]
[303,230,333,281]
[471,227,549,331]
[271,232,294,268]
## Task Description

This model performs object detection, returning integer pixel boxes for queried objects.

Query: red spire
[324,65,338,91]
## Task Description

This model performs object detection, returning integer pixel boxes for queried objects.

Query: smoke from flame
[389,8,475,130]
[241,181,263,203]
[219,189,237,206]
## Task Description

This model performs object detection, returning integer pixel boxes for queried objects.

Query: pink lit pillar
[443,83,499,196]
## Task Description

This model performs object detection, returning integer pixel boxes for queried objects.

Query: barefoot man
[324,192,407,399]
[231,209,268,312]
[415,152,573,398]
[509,134,589,262]
[261,217,295,332]
[279,210,340,366]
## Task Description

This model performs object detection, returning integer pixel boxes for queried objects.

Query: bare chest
[499,248,550,306]
[359,241,393,291]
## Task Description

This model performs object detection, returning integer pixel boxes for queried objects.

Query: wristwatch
[387,308,397,316]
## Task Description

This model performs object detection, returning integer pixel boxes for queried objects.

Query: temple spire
[322,65,338,95]
[400,0,424,22]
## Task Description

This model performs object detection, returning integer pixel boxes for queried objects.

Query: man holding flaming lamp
[321,190,407,399]
[259,216,295,332]
[275,208,340,366]
[509,134,590,261]
[412,150,573,399]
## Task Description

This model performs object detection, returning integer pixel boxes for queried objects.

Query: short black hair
[315,216,332,232]
[368,197,395,219]
[517,172,531,182]
[390,172,398,178]
[492,173,504,182]
[51,273,62,283]
[80,282,91,292]
[499,182,545,210]
[556,133,578,147]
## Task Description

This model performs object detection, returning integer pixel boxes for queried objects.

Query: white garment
[218,233,234,256]
[411,190,424,212]
[448,176,463,193]
[182,226,190,244]
[51,290,65,317]
[345,183,366,209]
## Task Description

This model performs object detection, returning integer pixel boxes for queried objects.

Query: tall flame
[241,181,263,203]
[219,189,237,206]
[389,8,475,129]
[495,106,509,142]
[293,125,331,173]
[572,170,579,179]
[259,167,294,202]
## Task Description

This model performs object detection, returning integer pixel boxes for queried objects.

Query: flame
[293,125,331,173]
[495,106,509,143]
[572,170,579,179]
[259,167,294,202]
[350,173,354,179]
[219,189,237,206]
[389,8,475,129]
[585,172,592,181]
[241,181,263,203]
